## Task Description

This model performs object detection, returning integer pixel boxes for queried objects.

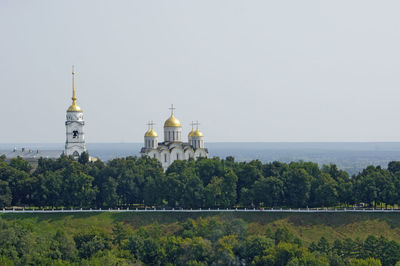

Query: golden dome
[191,129,203,137]
[67,103,82,112]
[188,130,194,137]
[145,129,158,137]
[164,115,181,127]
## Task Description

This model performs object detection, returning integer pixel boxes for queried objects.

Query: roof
[0,149,63,159]
[141,142,208,154]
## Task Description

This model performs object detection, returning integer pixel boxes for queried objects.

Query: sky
[1,0,400,143]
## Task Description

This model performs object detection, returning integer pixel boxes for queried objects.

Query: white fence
[1,207,400,214]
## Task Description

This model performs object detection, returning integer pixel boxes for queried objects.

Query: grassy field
[1,212,399,245]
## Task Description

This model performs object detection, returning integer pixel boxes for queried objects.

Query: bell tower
[65,66,86,158]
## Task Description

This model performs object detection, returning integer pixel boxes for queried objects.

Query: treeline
[0,216,398,265]
[1,153,400,209]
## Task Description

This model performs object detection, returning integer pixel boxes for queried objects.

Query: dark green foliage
[0,216,398,264]
[1,153,400,210]
[0,180,11,208]
[78,151,90,165]
[74,229,111,259]
[50,230,77,261]
[239,235,274,263]
[9,157,32,173]
[274,227,294,245]
[284,168,312,207]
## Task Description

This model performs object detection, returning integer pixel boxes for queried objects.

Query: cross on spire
[147,120,156,130]
[193,120,200,130]
[169,104,176,116]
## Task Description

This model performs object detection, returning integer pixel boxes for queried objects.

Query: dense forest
[1,153,400,209]
[0,214,399,265]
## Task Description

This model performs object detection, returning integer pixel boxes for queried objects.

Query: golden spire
[72,66,76,104]
[67,65,82,112]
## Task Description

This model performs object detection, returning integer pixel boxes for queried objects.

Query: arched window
[177,153,179,160]
[164,154,167,162]
[73,151,79,157]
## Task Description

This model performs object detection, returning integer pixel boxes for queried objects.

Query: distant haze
[1,1,400,143]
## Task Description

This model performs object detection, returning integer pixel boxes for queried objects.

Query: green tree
[9,157,32,173]
[49,230,77,261]
[74,230,111,259]
[61,165,97,207]
[316,236,330,254]
[214,235,239,265]
[251,176,284,207]
[179,237,213,265]
[239,235,274,263]
[284,168,312,207]
[32,170,62,207]
[348,258,382,266]
[311,173,338,207]
[179,168,204,208]
[194,158,224,185]
[78,152,90,165]
[0,180,11,208]
[274,227,294,245]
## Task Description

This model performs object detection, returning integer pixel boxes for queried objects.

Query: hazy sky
[1,1,400,143]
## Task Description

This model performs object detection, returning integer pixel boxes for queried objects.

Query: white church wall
[184,149,195,160]
[170,147,185,163]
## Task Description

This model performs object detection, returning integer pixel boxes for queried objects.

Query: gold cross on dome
[169,104,176,115]
[193,120,200,130]
[146,120,156,130]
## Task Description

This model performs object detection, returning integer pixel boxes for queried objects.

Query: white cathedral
[141,105,208,170]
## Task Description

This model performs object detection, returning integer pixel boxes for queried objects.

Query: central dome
[164,115,181,127]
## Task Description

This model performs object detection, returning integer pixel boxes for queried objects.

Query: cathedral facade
[141,105,208,170]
